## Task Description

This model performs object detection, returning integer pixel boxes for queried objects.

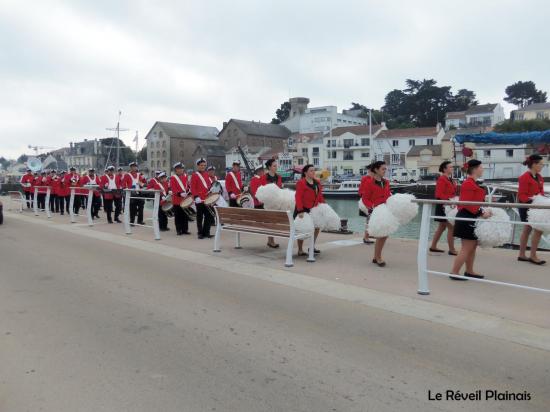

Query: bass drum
[161,194,175,218]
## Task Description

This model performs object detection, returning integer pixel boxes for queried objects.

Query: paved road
[1,217,549,411]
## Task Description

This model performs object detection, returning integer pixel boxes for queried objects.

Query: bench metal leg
[124,191,132,234]
[235,232,242,249]
[213,223,221,252]
[307,234,316,262]
[285,236,294,267]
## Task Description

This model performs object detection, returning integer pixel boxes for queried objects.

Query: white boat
[322,180,361,197]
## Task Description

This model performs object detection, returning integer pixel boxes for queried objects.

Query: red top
[79,175,101,197]
[360,178,391,209]
[147,178,169,203]
[225,171,243,196]
[259,173,282,188]
[47,176,62,196]
[99,174,121,199]
[249,175,263,207]
[435,175,457,200]
[295,178,325,212]
[57,176,70,197]
[169,174,189,204]
[122,171,146,190]
[518,171,545,203]
[358,175,372,197]
[34,176,49,194]
[20,173,34,192]
[458,177,486,214]
[190,171,212,200]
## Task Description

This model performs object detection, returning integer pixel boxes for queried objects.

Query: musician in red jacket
[451,159,492,280]
[147,171,170,231]
[64,167,82,214]
[99,166,122,223]
[57,170,70,215]
[249,166,265,208]
[361,161,391,267]
[225,161,243,207]
[260,158,282,248]
[170,162,191,235]
[358,167,374,244]
[429,161,458,255]
[34,171,48,211]
[190,158,213,239]
[294,164,325,256]
[517,154,546,265]
[80,168,101,219]
[122,162,147,225]
[20,168,34,209]
[46,170,60,213]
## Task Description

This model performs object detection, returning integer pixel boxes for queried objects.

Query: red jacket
[64,173,81,195]
[518,171,545,203]
[57,176,70,197]
[20,173,34,192]
[190,171,212,200]
[358,175,372,197]
[122,171,146,190]
[79,175,101,197]
[99,174,121,199]
[225,171,243,196]
[249,175,263,207]
[169,174,189,205]
[435,175,457,200]
[458,177,486,214]
[295,178,325,212]
[360,178,391,209]
[34,176,49,194]
[48,176,62,196]
[259,173,282,188]
[147,178,169,204]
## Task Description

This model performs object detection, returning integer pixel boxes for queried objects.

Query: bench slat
[220,218,290,232]
[223,225,291,237]
[216,207,290,224]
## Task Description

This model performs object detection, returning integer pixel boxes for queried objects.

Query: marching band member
[46,170,59,213]
[451,159,492,280]
[64,167,81,214]
[249,165,265,208]
[361,161,391,267]
[57,170,70,215]
[170,162,191,235]
[207,165,217,181]
[358,166,374,244]
[20,168,34,209]
[99,166,121,223]
[34,171,48,211]
[429,161,458,255]
[190,158,213,239]
[517,154,546,265]
[225,161,243,207]
[295,164,325,256]
[260,158,282,248]
[122,162,147,225]
[115,167,125,213]
[79,168,101,219]
[147,171,170,231]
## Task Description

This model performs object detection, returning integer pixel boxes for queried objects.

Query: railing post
[69,189,76,223]
[417,203,431,295]
[213,207,222,252]
[33,187,39,216]
[45,187,51,218]
[285,211,295,267]
[86,189,94,226]
[152,191,161,240]
[124,190,131,234]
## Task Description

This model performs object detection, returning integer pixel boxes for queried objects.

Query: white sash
[106,175,117,190]
[195,172,209,189]
[173,174,187,194]
[151,178,166,196]
[228,171,241,191]
[130,172,141,188]
[87,175,97,185]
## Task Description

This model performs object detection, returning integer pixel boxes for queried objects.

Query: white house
[282,97,369,134]
[464,103,505,127]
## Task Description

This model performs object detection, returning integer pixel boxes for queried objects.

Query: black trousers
[103,197,114,222]
[113,197,122,221]
[158,208,168,230]
[196,203,213,236]
[37,193,46,210]
[57,195,69,214]
[90,196,101,218]
[130,199,145,224]
[173,205,189,234]
[73,195,82,214]
[49,194,57,212]
[24,191,33,209]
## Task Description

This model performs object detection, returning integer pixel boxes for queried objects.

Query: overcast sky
[1,0,549,159]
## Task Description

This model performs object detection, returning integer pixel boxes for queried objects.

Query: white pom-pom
[294,212,314,234]
[358,199,369,215]
[278,188,296,212]
[386,193,418,225]
[310,203,341,231]
[368,204,400,238]
[444,196,459,219]
[475,207,511,248]
[256,184,281,210]
[528,195,550,234]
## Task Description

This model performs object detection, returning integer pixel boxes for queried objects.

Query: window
[151,161,154,168]
[392,140,399,147]
[506,149,514,157]
[326,140,331,148]
[484,150,491,157]
[328,150,337,159]
[420,168,428,176]
[343,151,353,160]
[312,147,319,156]
[361,152,370,158]
[427,138,434,145]
[536,112,549,119]
[515,113,524,121]
[157,151,161,158]
[162,150,166,157]
[162,140,166,148]
[343,168,353,174]
[163,160,166,167]
[156,160,160,168]
[301,148,308,156]
[361,138,370,146]
[409,139,415,146]
[159,131,163,138]
[343,139,354,148]
[313,158,319,166]
[298,158,304,165]
[391,154,400,164]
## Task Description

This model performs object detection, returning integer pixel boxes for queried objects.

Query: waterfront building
[512,102,550,121]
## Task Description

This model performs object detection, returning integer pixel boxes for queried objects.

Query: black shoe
[198,234,204,239]
[182,231,191,235]
[205,234,213,238]
[529,258,546,266]
[308,248,321,255]
[160,228,170,232]
[464,272,484,279]
[137,221,145,225]
[108,220,113,224]
[60,212,64,215]
[115,218,122,223]
[372,258,386,267]
[449,274,468,281]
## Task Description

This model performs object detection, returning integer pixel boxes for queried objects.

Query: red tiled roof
[377,127,438,139]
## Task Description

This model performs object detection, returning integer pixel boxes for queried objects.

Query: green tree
[137,145,147,163]
[504,81,547,108]
[17,154,28,163]
[0,156,10,170]
[271,101,291,124]
[451,89,478,111]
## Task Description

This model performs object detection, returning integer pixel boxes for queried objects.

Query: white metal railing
[69,185,99,226]
[8,191,25,213]
[32,186,52,218]
[414,199,550,296]
[123,189,161,240]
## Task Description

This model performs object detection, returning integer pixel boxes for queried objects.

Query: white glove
[168,190,173,195]
[161,195,166,201]
[195,197,202,204]
[230,193,237,200]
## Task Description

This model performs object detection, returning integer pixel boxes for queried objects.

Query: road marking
[7,211,550,352]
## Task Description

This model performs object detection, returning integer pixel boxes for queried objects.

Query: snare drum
[179,195,194,209]
[204,193,221,206]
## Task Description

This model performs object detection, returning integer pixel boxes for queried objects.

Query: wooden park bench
[8,191,25,212]
[213,206,315,267]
